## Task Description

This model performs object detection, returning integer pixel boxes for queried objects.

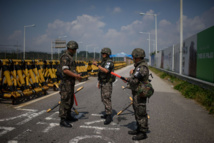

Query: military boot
[128,129,139,135]
[132,132,147,140]
[101,114,107,119]
[104,115,112,125]
[66,115,78,122]
[128,123,139,135]
[60,118,72,128]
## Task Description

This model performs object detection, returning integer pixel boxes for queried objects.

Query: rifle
[46,86,84,113]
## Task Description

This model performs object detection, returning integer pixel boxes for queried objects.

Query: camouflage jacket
[98,58,114,83]
[127,60,154,98]
[59,51,76,85]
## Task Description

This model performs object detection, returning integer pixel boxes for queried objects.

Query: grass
[149,66,214,114]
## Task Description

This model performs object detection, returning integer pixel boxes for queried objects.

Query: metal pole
[23,27,25,59]
[51,41,53,60]
[139,13,158,54]
[148,33,151,65]
[99,49,101,61]
[155,14,158,54]
[86,46,87,61]
[58,48,59,60]
[94,48,95,59]
[179,0,183,74]
[172,44,175,71]
[139,32,151,65]
[23,24,35,59]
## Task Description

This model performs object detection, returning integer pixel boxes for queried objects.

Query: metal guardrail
[152,66,214,90]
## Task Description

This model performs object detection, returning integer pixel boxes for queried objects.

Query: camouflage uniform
[127,59,150,133]
[59,50,76,119]
[98,58,114,115]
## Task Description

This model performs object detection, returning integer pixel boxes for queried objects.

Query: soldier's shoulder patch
[106,62,111,66]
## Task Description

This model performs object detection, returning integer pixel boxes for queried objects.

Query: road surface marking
[11,129,32,140]
[0,109,37,122]
[14,82,85,109]
[37,122,59,133]
[0,127,15,137]
[16,110,46,125]
[14,92,59,109]
[69,135,115,143]
[91,114,103,117]
[80,125,120,131]
[45,111,59,121]
[84,119,105,125]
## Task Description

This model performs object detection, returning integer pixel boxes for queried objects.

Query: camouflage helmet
[67,41,78,49]
[131,48,145,58]
[101,47,111,55]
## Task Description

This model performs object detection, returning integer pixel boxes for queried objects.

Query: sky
[0,0,214,57]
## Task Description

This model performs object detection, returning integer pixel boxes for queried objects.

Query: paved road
[0,64,214,143]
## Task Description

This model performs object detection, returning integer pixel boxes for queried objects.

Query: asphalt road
[0,64,214,143]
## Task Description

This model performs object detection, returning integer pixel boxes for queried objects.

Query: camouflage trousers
[101,82,112,115]
[59,81,74,119]
[132,91,148,133]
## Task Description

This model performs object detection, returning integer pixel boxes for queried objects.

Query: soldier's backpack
[135,64,154,98]
[136,80,154,98]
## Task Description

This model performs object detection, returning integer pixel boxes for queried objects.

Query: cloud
[201,6,214,28]
[154,7,214,50]
[34,34,49,45]
[8,7,214,56]
[113,7,122,14]
[8,30,22,42]
[33,15,106,52]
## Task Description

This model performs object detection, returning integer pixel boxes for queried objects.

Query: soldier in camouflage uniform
[93,48,115,125]
[59,41,82,128]
[124,48,154,140]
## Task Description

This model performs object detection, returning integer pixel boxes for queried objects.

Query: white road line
[75,82,86,87]
[45,111,59,121]
[13,129,32,140]
[91,114,103,117]
[69,135,115,143]
[37,122,59,133]
[80,125,120,131]
[14,82,85,109]
[0,111,35,122]
[14,92,59,109]
[43,123,59,133]
[112,79,118,87]
[84,119,105,125]
[16,110,46,125]
[0,127,15,137]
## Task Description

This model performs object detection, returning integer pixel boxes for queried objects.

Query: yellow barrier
[0,59,49,104]
[114,61,127,70]
[76,61,89,80]
[87,61,98,76]
[0,58,129,104]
